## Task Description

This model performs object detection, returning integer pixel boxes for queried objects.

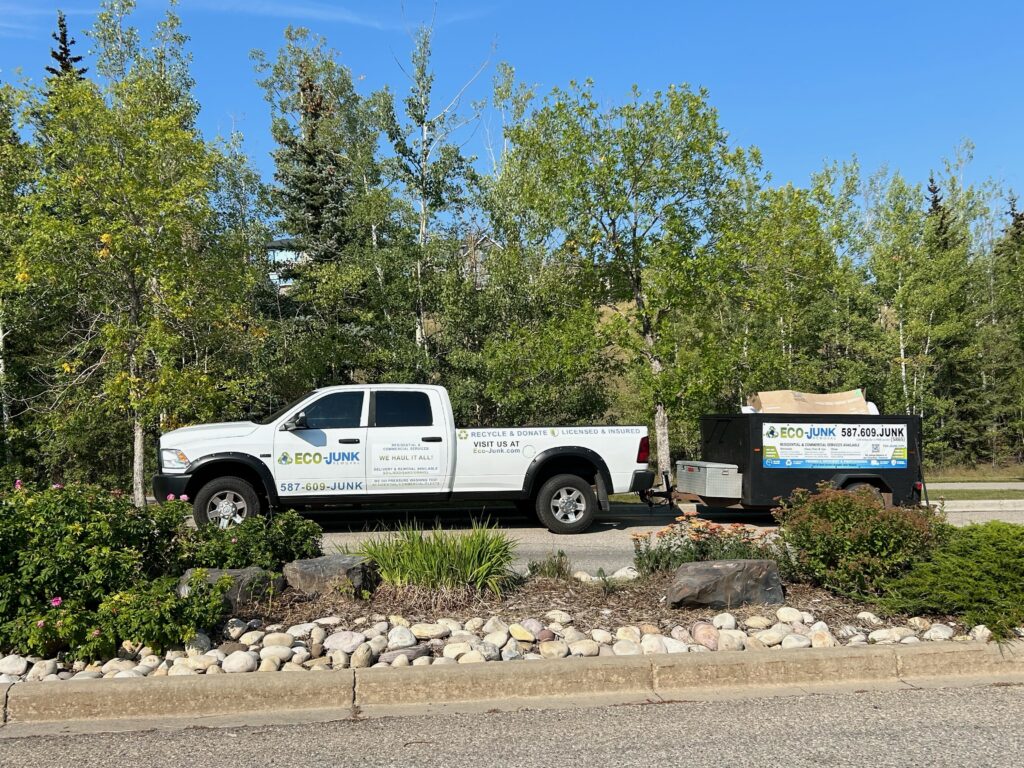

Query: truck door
[365,389,448,493]
[273,390,367,497]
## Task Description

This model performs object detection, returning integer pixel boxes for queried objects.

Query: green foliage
[774,486,948,596]
[184,509,322,571]
[0,484,213,657]
[359,523,516,595]
[527,550,572,580]
[632,510,786,576]
[880,522,1024,638]
[0,484,324,658]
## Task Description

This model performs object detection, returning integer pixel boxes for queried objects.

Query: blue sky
[1,1,1021,200]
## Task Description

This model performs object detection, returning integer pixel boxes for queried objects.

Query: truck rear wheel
[193,476,260,529]
[535,474,597,534]
[844,481,884,505]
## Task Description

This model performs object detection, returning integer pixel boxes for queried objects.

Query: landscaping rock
[923,623,955,641]
[776,607,802,623]
[781,634,812,649]
[379,644,430,664]
[612,639,641,656]
[223,651,257,673]
[754,628,788,647]
[477,642,501,662]
[970,625,992,643]
[458,650,486,664]
[411,623,450,640]
[857,611,883,626]
[616,626,642,644]
[591,628,613,644]
[712,613,737,630]
[611,566,639,581]
[521,618,544,636]
[640,634,667,655]
[546,610,573,625]
[443,642,473,660]
[386,626,417,651]
[692,622,719,651]
[282,553,373,596]
[258,658,280,672]
[744,616,773,630]
[350,643,375,668]
[260,646,293,663]
[670,626,694,643]
[569,639,600,657]
[0,654,28,677]
[262,632,294,648]
[323,631,366,654]
[663,637,690,654]
[238,630,265,646]
[508,623,535,642]
[536,629,556,642]
[482,617,508,635]
[177,567,285,613]
[717,630,746,652]
[484,630,510,648]
[810,630,838,648]
[667,560,784,609]
[224,618,247,640]
[501,640,525,661]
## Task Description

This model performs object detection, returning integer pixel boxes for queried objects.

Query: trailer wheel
[844,482,884,505]
[535,474,597,534]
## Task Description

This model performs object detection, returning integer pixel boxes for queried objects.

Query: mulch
[242,575,956,633]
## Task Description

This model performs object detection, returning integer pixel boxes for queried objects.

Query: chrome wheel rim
[550,487,586,523]
[209,491,248,529]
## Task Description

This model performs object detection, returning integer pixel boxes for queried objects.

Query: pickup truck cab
[154,384,654,534]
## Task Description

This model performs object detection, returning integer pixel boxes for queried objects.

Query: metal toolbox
[676,460,742,499]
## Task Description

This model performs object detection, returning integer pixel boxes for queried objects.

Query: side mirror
[282,411,308,431]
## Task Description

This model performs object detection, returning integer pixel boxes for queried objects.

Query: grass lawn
[926,464,1024,482]
[928,489,1024,501]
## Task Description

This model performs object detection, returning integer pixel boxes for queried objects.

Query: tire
[844,482,884,505]
[535,473,597,534]
[193,476,261,529]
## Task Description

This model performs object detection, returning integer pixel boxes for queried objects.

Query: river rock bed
[0,608,1010,684]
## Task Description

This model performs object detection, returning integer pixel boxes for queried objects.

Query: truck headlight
[161,449,190,472]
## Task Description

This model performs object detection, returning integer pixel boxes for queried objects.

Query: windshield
[253,391,314,425]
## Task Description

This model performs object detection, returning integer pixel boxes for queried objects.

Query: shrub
[774,485,948,597]
[528,550,573,580]
[632,509,785,576]
[0,483,223,658]
[359,523,516,596]
[184,509,322,571]
[880,522,1024,637]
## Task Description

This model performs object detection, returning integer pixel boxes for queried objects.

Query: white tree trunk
[132,413,146,507]
[653,400,671,477]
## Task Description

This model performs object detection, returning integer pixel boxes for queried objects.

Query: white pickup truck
[154,384,654,534]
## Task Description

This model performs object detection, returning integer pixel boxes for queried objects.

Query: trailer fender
[829,473,893,494]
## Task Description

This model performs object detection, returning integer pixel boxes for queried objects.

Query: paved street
[314,490,1024,574]
[1,684,1020,767]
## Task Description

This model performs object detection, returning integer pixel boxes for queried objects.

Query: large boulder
[283,553,373,596]
[177,567,285,613]
[666,560,784,609]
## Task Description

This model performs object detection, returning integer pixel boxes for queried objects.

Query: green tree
[24,1,266,502]
[500,80,756,472]
[46,10,88,80]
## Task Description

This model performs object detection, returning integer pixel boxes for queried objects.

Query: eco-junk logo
[458,430,469,440]
[278,452,292,465]
[766,426,778,439]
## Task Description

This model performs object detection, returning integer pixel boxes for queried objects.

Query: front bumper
[153,473,191,502]
[629,470,656,493]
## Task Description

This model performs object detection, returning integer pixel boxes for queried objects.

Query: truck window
[302,392,364,429]
[373,391,433,427]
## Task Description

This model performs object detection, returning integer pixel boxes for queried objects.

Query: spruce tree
[46,11,87,79]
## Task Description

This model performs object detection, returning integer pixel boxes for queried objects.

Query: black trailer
[674,413,924,509]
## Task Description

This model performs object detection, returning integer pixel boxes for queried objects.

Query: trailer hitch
[641,471,675,508]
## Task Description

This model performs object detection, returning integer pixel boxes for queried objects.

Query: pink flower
[166,493,176,501]
[180,494,189,502]
[50,596,62,607]
[14,479,23,490]
[36,620,45,628]
[230,537,237,544]
[91,628,101,638]
[51,483,64,490]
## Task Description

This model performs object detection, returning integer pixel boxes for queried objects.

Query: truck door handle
[422,436,443,443]
[338,438,361,444]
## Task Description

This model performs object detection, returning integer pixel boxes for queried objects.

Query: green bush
[774,485,948,596]
[184,509,323,570]
[632,510,786,576]
[0,484,222,658]
[880,522,1024,637]
[359,523,516,595]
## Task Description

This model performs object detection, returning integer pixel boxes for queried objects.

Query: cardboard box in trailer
[676,391,924,509]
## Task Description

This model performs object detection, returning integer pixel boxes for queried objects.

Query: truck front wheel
[536,474,597,534]
[193,476,260,529]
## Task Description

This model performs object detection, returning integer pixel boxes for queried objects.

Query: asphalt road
[1,684,1020,767]
[314,493,1024,574]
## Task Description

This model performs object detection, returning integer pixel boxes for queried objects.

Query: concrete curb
[2,642,1021,728]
